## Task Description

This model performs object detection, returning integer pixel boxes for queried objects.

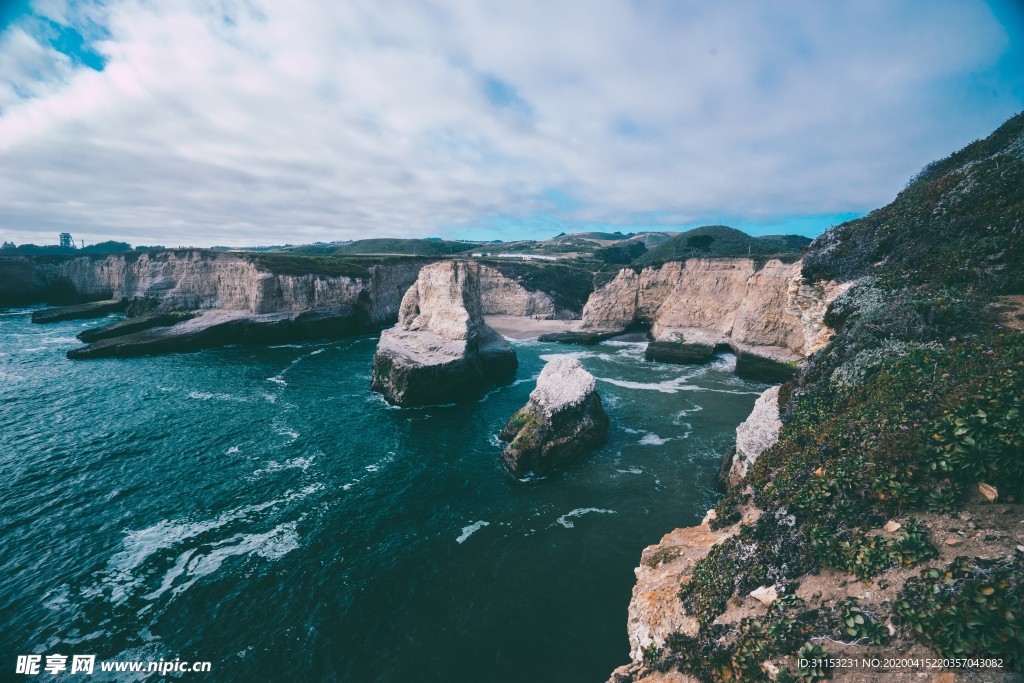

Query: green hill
[333,238,482,256]
[804,111,1024,294]
[633,225,811,266]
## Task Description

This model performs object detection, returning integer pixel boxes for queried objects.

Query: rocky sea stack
[499,356,609,476]
[371,260,517,406]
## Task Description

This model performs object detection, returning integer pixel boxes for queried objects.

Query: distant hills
[4,227,814,268]
[634,226,811,266]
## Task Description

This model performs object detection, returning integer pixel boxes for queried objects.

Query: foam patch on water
[556,508,616,528]
[226,446,241,455]
[539,351,599,363]
[639,433,670,445]
[92,488,316,608]
[597,376,700,393]
[187,391,251,402]
[616,467,644,475]
[456,521,489,544]
[267,376,287,386]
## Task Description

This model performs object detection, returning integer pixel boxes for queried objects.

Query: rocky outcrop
[729,385,782,486]
[31,298,127,323]
[580,258,849,364]
[624,507,756,665]
[499,356,608,475]
[371,261,517,406]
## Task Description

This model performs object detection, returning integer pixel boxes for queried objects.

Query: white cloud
[0,0,1019,246]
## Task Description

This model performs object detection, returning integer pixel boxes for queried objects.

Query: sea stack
[371,260,517,406]
[499,356,608,475]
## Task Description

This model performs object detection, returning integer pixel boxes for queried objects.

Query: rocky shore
[499,356,608,475]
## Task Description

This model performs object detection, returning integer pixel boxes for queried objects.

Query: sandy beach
[484,315,584,340]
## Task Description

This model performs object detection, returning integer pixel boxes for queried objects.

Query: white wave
[267,376,287,386]
[42,336,80,344]
[94,488,315,607]
[639,433,670,446]
[598,376,701,393]
[598,376,762,395]
[363,451,395,473]
[275,427,300,440]
[147,521,301,602]
[673,405,704,422]
[254,455,314,475]
[309,348,325,356]
[556,507,616,528]
[187,391,251,402]
[539,351,598,362]
[616,467,644,475]
[268,344,304,349]
[488,433,504,448]
[226,446,240,455]
[456,520,490,544]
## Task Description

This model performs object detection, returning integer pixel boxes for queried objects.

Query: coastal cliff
[371,261,517,406]
[581,258,847,362]
[608,113,1024,682]
[1,250,574,357]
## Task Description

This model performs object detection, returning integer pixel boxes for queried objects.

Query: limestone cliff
[499,356,608,475]
[477,263,557,318]
[371,261,517,406]
[581,258,848,362]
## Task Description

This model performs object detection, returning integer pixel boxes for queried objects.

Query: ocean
[0,307,767,682]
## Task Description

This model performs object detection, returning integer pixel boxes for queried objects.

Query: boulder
[371,261,517,406]
[499,356,608,475]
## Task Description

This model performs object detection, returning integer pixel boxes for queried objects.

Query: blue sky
[0,0,1022,247]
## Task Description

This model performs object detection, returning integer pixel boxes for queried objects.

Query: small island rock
[499,356,608,475]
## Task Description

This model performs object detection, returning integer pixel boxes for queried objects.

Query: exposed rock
[715,446,735,491]
[76,311,198,342]
[728,385,782,486]
[477,263,557,318]
[626,517,742,662]
[67,307,366,358]
[884,520,902,533]
[499,356,608,475]
[579,258,849,365]
[644,341,715,365]
[536,330,613,345]
[979,483,999,502]
[749,585,778,606]
[371,261,517,406]
[733,350,796,383]
[31,298,126,323]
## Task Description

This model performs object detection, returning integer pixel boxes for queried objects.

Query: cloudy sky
[0,0,1022,248]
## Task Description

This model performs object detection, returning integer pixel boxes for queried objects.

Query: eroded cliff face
[477,263,557,318]
[20,251,419,323]
[581,258,849,361]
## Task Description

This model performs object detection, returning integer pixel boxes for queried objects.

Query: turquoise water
[0,307,767,682]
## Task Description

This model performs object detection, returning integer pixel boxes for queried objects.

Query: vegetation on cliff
[639,113,1024,681]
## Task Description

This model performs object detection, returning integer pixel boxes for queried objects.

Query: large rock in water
[499,356,608,475]
[371,261,517,406]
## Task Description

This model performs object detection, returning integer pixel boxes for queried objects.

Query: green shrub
[895,555,1024,666]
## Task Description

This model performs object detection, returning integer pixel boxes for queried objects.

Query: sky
[0,0,1021,248]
